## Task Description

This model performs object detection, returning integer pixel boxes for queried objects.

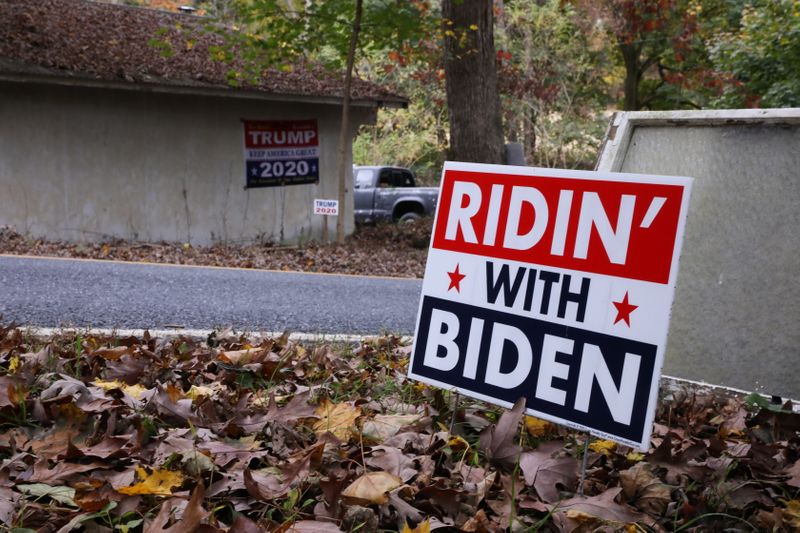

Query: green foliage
[707,0,800,107]
[226,0,430,70]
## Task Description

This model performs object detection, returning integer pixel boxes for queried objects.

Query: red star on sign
[613,291,638,327]
[447,264,466,292]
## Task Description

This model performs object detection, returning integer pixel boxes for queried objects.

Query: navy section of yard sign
[412,296,657,444]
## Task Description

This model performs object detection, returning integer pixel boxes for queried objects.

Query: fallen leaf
[29,458,109,484]
[18,483,78,506]
[263,391,317,423]
[619,462,672,514]
[312,399,360,441]
[286,521,344,532]
[93,379,149,400]
[118,466,184,496]
[785,459,800,488]
[401,519,430,533]
[519,441,577,503]
[93,345,132,360]
[342,471,403,505]
[144,483,207,533]
[524,416,555,437]
[365,446,418,482]
[362,413,421,443]
[784,499,800,530]
[548,487,655,530]
[478,397,526,470]
[588,439,616,456]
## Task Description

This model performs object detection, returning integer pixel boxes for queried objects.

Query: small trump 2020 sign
[409,162,692,449]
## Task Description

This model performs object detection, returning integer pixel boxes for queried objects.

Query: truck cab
[353,166,438,224]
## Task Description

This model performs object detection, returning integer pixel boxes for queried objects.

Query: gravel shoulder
[0,220,433,278]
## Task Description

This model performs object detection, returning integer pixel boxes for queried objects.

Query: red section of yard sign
[432,170,684,284]
[243,120,319,148]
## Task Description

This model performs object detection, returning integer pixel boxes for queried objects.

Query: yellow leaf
[117,466,183,496]
[626,451,645,462]
[312,400,360,441]
[525,416,555,437]
[565,509,595,522]
[469,24,478,30]
[8,355,20,373]
[93,380,148,400]
[784,499,800,530]
[448,434,470,453]
[186,384,222,401]
[342,471,402,505]
[402,519,431,533]
[589,439,617,456]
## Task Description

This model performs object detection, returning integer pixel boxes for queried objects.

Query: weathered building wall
[0,81,374,244]
[597,110,800,398]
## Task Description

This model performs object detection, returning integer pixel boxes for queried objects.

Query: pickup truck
[353,166,439,224]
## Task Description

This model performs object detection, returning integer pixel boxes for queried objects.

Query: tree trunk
[620,41,640,111]
[442,0,504,164]
[335,0,362,244]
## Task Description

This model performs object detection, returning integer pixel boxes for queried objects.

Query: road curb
[16,326,796,404]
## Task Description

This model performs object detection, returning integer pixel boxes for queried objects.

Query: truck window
[400,171,415,187]
[378,169,393,188]
[355,169,374,189]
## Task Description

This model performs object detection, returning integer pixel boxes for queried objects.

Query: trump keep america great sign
[409,162,692,449]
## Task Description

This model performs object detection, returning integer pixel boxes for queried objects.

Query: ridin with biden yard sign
[409,162,692,449]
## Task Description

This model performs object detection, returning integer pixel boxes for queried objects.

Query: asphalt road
[0,255,423,335]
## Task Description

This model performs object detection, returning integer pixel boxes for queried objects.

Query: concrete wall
[597,110,800,398]
[0,81,375,244]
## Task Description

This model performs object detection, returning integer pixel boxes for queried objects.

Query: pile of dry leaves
[0,222,433,279]
[1,323,799,532]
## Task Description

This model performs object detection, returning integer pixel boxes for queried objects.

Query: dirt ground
[0,220,432,278]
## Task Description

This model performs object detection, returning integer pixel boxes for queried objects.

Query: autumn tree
[442,0,505,163]
[497,0,611,168]
[574,0,702,110]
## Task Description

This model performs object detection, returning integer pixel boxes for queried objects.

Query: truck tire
[398,212,421,224]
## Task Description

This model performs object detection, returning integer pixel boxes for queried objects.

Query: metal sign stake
[448,391,461,434]
[577,432,591,497]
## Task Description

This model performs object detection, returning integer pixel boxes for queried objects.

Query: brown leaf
[28,458,108,484]
[144,483,207,533]
[244,447,314,501]
[230,515,266,533]
[151,385,200,425]
[619,463,673,515]
[362,414,422,443]
[785,459,800,488]
[0,376,25,408]
[342,471,403,505]
[478,397,526,470]
[519,440,578,503]
[92,345,133,360]
[264,391,317,424]
[365,446,418,482]
[648,434,710,484]
[547,487,656,531]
